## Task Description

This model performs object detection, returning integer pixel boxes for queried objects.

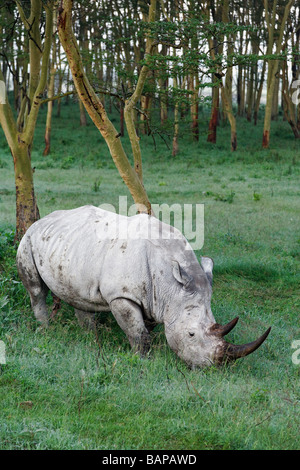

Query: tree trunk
[0,1,52,239]
[207,80,219,143]
[237,18,244,116]
[271,66,280,121]
[172,121,179,156]
[246,65,254,122]
[172,82,179,156]
[237,65,243,116]
[159,44,168,126]
[120,101,124,137]
[140,94,152,135]
[172,48,179,156]
[207,0,229,144]
[43,107,52,155]
[13,143,39,240]
[79,99,87,126]
[43,8,56,156]
[220,82,237,151]
[43,67,55,155]
[254,60,266,125]
[263,59,279,148]
[282,60,300,138]
[0,78,40,241]
[241,66,247,117]
[190,74,199,141]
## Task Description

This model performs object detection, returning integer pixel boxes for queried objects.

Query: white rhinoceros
[16,205,270,368]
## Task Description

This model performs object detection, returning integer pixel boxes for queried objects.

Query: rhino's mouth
[210,317,271,364]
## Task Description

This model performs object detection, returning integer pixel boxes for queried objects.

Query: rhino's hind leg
[17,242,49,326]
[110,298,151,356]
[29,282,49,326]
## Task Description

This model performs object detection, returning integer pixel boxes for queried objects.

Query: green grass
[0,100,299,450]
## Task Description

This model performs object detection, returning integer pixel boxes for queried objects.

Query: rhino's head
[164,257,271,368]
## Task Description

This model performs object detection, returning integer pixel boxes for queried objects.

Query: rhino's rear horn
[210,316,239,337]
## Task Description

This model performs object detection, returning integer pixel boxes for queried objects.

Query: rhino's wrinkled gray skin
[16,206,271,368]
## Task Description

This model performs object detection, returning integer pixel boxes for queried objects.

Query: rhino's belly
[43,272,110,313]
[57,294,111,313]
[36,253,111,313]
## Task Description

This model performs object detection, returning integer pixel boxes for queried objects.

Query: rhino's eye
[188,332,195,337]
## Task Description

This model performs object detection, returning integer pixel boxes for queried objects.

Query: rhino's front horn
[216,326,271,363]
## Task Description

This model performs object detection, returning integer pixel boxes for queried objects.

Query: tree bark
[43,12,57,156]
[13,143,40,239]
[221,10,237,151]
[207,81,219,143]
[220,83,237,151]
[246,64,254,122]
[254,60,266,125]
[172,60,179,157]
[79,99,87,126]
[190,74,199,141]
[281,59,300,138]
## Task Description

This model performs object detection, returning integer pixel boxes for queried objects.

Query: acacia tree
[57,0,158,214]
[0,0,54,240]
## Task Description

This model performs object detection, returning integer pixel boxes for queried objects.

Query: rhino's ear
[172,260,192,287]
[201,256,214,286]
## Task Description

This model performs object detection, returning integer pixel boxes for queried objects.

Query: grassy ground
[0,101,299,450]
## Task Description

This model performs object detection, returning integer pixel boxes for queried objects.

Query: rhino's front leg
[110,298,151,356]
